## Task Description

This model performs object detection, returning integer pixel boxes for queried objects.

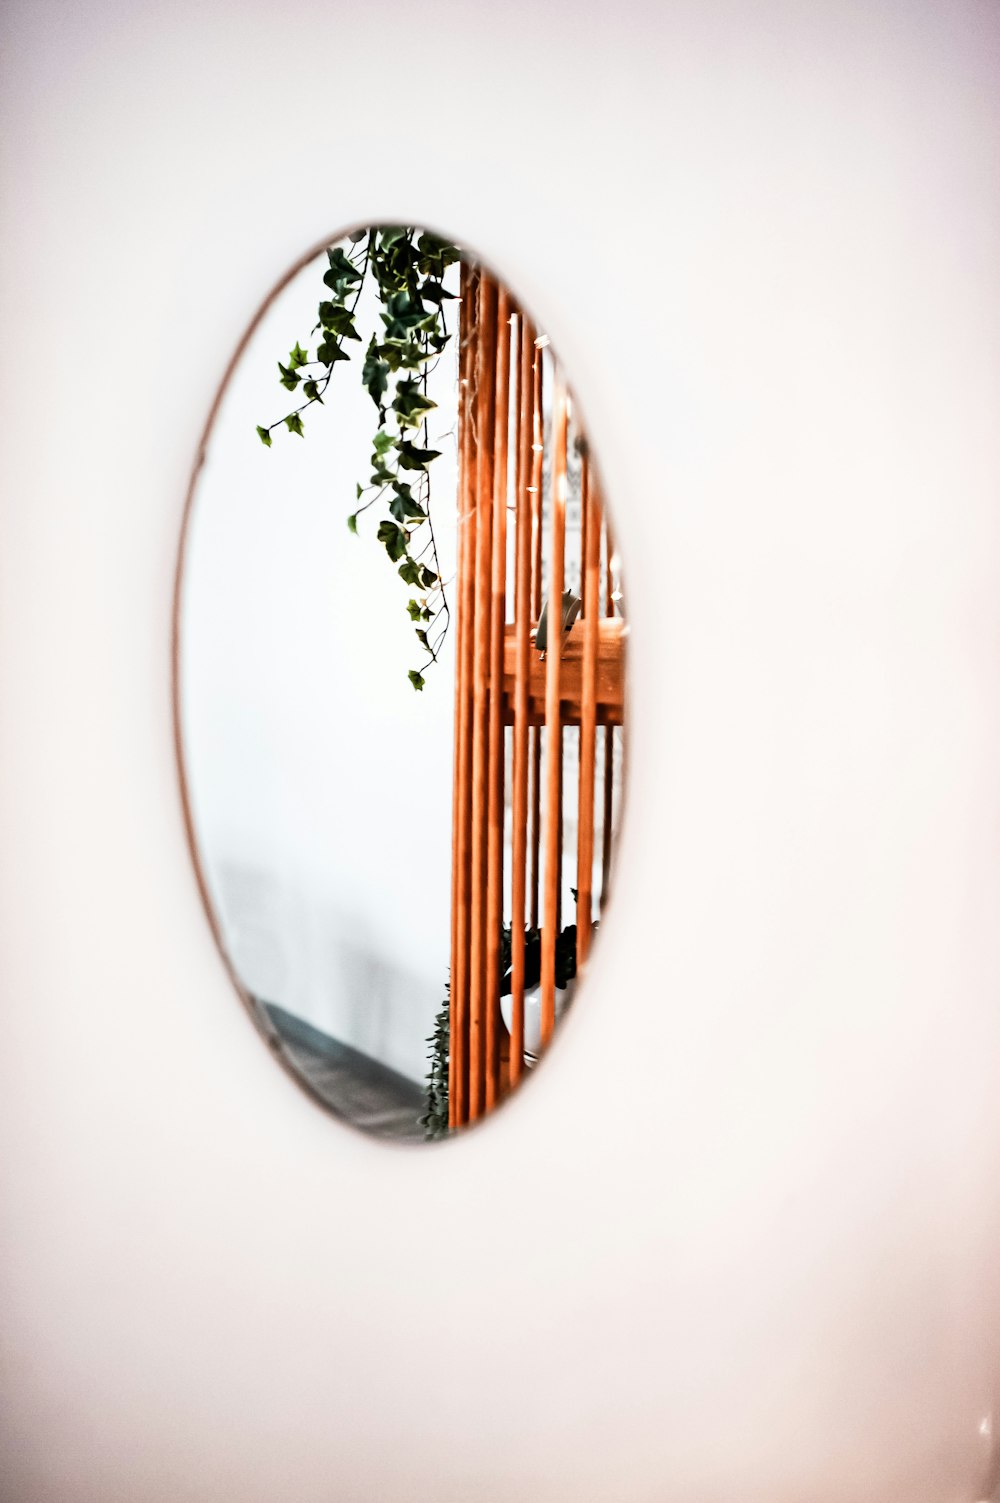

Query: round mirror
[176,225,627,1140]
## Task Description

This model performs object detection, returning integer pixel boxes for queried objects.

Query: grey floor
[255,1000,428,1143]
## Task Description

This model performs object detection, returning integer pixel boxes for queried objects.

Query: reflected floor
[253,1000,426,1142]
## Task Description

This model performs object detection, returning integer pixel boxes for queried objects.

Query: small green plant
[420,987,450,1141]
[257,225,461,688]
[499,921,585,996]
[423,920,593,1137]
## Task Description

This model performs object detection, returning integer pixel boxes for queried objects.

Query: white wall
[179,254,459,1083]
[2,3,1000,1501]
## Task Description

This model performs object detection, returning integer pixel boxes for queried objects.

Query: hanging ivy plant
[256,225,461,689]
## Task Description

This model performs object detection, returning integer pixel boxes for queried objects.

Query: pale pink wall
[2,2,1000,1500]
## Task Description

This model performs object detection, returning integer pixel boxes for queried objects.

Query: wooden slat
[556,725,564,935]
[485,288,510,1110]
[468,272,497,1121]
[509,310,534,1087]
[576,462,601,966]
[579,450,589,604]
[528,344,544,931]
[601,516,615,907]
[540,378,568,1049]
[529,728,541,930]
[450,262,477,1128]
[530,346,544,620]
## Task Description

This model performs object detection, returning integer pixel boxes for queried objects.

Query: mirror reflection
[177,225,626,1140]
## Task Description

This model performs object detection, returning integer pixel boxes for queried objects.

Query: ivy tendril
[256,226,460,690]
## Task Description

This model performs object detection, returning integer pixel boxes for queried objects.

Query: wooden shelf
[501,616,625,727]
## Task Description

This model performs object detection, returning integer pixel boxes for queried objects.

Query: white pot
[500,977,575,1062]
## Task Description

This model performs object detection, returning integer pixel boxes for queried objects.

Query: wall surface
[2,2,1000,1500]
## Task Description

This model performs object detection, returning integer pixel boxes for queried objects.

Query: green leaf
[398,556,421,586]
[420,280,457,303]
[398,439,441,470]
[323,247,363,298]
[289,341,309,369]
[347,513,358,534]
[392,378,437,429]
[380,226,407,249]
[326,245,363,277]
[372,428,395,456]
[370,461,395,487]
[303,379,323,402]
[416,628,430,650]
[385,289,419,318]
[362,336,389,407]
[377,519,407,563]
[348,228,367,243]
[256,425,272,448]
[417,231,460,265]
[278,362,300,391]
[390,488,427,523]
[318,302,361,340]
[406,599,423,621]
[356,482,364,500]
[408,669,425,692]
[418,564,437,589]
[285,412,304,437]
[379,337,430,373]
[316,336,350,365]
[380,296,435,340]
[386,238,419,278]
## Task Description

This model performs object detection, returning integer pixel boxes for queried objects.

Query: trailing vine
[256,225,461,689]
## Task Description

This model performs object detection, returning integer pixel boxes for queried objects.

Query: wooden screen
[449,265,625,1128]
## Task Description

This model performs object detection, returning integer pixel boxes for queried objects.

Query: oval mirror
[176,225,627,1140]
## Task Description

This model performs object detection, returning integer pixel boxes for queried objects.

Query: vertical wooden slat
[540,378,568,1049]
[579,452,588,604]
[450,262,477,1128]
[529,728,542,931]
[576,460,600,966]
[601,516,615,907]
[556,726,564,935]
[528,344,544,931]
[530,346,544,622]
[468,272,497,1121]
[485,288,510,1110]
[509,311,534,1086]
